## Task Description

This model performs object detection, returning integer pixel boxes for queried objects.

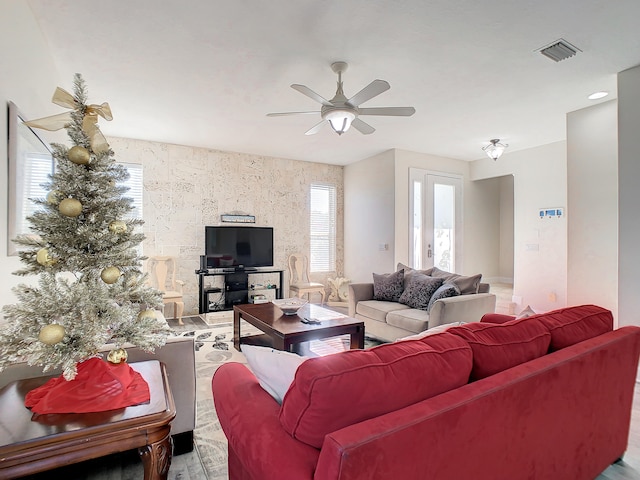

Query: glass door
[410,169,463,271]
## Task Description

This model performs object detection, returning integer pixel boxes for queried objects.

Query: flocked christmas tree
[0,74,170,380]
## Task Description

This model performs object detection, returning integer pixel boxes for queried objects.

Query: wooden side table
[0,360,176,480]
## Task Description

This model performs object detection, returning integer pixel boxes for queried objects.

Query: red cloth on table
[25,357,150,414]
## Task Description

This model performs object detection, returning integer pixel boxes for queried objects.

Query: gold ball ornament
[101,266,121,284]
[46,190,63,205]
[59,198,83,217]
[137,309,158,321]
[107,348,128,364]
[67,146,90,165]
[36,248,57,267]
[108,220,127,234]
[38,324,65,345]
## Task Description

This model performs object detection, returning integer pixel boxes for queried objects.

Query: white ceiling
[27,0,640,165]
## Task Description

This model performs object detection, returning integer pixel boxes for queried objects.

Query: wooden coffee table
[0,360,175,480]
[233,302,365,353]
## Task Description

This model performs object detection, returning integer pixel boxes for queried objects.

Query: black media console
[196,268,285,314]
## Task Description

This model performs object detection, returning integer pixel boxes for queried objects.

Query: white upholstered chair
[148,256,185,325]
[287,253,326,304]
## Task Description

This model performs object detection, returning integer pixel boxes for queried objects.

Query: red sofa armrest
[212,362,319,480]
[480,312,516,324]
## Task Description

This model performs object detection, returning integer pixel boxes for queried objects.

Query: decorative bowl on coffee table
[273,297,308,316]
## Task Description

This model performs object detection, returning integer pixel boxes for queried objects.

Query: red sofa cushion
[279,333,472,448]
[535,304,613,351]
[448,318,551,380]
[480,312,516,324]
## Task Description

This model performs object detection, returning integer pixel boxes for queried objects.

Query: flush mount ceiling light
[482,139,508,161]
[588,91,609,100]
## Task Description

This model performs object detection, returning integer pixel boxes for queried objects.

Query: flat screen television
[205,226,273,270]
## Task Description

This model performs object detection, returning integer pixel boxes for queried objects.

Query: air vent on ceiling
[537,38,581,62]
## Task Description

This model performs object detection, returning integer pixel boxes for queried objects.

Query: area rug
[171,320,384,480]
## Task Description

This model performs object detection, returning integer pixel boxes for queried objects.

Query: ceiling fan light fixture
[325,109,355,135]
[482,139,508,161]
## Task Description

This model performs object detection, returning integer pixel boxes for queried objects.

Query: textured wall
[107,137,344,315]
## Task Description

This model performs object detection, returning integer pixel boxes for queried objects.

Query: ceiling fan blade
[347,80,390,107]
[266,111,320,117]
[291,84,332,106]
[351,118,375,135]
[305,120,326,136]
[358,107,416,116]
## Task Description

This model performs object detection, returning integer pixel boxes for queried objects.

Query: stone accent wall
[107,137,344,315]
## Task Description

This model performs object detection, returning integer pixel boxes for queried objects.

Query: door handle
[427,243,432,258]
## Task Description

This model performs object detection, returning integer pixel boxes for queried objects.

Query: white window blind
[17,153,53,235]
[119,163,143,220]
[310,183,336,272]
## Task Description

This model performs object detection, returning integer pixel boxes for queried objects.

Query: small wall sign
[221,214,256,223]
[539,207,564,219]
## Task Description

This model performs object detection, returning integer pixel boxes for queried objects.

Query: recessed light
[588,91,609,100]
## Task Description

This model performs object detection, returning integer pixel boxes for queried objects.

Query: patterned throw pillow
[398,274,444,310]
[397,262,434,288]
[427,283,461,312]
[431,267,482,294]
[373,270,405,302]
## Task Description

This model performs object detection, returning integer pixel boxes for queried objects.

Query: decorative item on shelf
[482,139,509,161]
[249,293,269,304]
[221,213,256,223]
[272,297,308,315]
[107,347,128,364]
[327,277,351,306]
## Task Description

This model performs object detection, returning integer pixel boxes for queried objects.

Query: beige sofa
[349,282,496,341]
[0,335,196,453]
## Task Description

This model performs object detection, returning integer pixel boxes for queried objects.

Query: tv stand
[196,268,284,314]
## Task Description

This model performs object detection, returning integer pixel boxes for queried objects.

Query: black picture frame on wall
[7,101,54,255]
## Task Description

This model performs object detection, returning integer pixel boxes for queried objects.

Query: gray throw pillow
[398,274,444,310]
[397,262,435,288]
[427,283,461,313]
[373,270,405,302]
[430,267,482,295]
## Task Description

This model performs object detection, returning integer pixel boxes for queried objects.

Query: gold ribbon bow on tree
[24,87,113,154]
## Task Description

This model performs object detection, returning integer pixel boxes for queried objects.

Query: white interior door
[410,169,463,271]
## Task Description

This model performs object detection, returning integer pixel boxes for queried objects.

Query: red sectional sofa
[212,305,640,480]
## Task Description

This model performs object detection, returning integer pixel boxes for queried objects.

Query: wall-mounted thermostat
[539,207,564,219]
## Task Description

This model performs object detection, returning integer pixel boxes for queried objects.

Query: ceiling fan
[267,61,416,136]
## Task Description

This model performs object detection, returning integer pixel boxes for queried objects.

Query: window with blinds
[119,163,143,220]
[310,183,336,272]
[16,153,53,236]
